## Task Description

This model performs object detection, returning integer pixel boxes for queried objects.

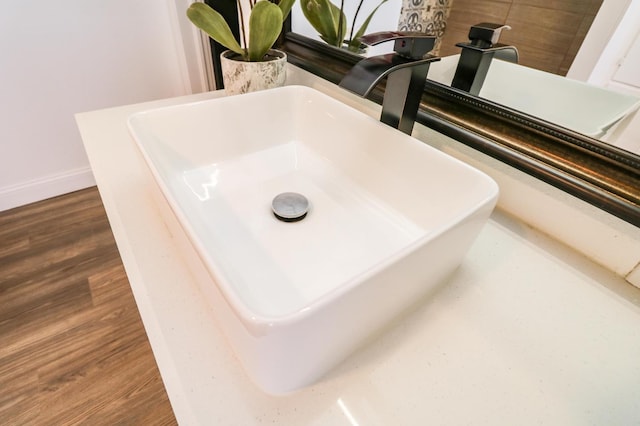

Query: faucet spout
[339,31,439,135]
[339,53,437,97]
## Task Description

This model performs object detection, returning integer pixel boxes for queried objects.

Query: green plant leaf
[300,0,345,47]
[331,1,348,45]
[300,0,329,41]
[349,0,388,51]
[278,0,296,21]
[187,3,243,56]
[248,1,283,61]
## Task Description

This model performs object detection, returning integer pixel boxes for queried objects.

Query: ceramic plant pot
[220,49,287,95]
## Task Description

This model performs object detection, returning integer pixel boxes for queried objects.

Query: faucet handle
[468,23,511,48]
[359,31,436,60]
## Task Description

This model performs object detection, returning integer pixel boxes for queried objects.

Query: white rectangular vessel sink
[128,85,498,394]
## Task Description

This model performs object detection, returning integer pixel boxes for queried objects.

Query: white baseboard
[0,167,96,212]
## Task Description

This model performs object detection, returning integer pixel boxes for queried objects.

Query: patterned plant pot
[220,49,287,95]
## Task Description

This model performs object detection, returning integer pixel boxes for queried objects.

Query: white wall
[0,0,204,210]
[571,0,640,90]
[567,0,633,82]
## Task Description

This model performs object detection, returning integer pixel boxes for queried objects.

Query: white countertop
[76,67,640,425]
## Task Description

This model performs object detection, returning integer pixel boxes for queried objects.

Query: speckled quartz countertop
[76,65,640,425]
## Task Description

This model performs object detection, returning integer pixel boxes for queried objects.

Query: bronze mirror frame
[278,31,640,227]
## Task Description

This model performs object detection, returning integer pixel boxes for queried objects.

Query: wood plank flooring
[0,187,176,425]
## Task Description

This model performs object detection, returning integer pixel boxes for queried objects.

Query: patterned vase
[220,49,287,95]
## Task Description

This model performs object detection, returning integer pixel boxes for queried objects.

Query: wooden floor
[0,187,176,425]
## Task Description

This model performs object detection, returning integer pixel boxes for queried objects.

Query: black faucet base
[381,63,432,135]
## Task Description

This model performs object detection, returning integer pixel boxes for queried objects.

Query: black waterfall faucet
[451,23,519,96]
[339,31,440,135]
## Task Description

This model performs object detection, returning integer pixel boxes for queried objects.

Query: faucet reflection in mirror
[451,23,518,96]
[339,31,439,134]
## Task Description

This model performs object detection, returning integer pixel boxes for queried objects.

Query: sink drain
[272,192,309,222]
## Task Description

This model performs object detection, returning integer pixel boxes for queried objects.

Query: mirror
[290,0,640,155]
[281,0,639,226]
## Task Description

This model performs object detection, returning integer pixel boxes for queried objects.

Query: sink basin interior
[173,140,426,317]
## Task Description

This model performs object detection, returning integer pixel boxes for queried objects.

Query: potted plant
[300,0,388,53]
[187,0,295,94]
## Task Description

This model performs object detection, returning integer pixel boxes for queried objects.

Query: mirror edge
[281,32,640,227]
